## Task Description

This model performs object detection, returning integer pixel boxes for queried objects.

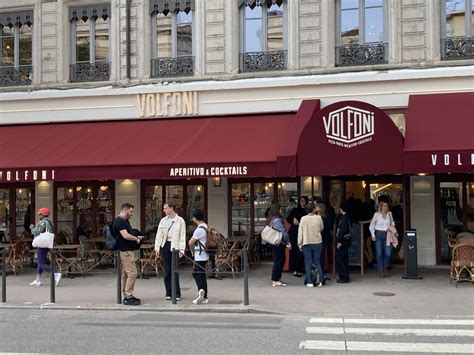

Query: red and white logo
[323,106,375,149]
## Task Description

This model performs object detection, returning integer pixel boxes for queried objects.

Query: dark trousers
[192,260,208,298]
[271,243,286,282]
[289,229,304,273]
[36,248,51,275]
[162,241,181,298]
[335,243,350,281]
[208,252,216,277]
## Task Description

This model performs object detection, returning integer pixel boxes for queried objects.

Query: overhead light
[99,185,108,191]
[362,180,366,189]
[418,173,427,176]
[18,189,22,194]
[373,183,392,194]
[197,186,202,192]
[213,177,221,187]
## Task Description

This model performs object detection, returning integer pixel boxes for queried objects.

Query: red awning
[0,107,319,182]
[404,92,474,174]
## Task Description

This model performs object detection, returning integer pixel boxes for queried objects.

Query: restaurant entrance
[0,184,35,242]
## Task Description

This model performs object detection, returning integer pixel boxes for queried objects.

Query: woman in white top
[369,201,396,278]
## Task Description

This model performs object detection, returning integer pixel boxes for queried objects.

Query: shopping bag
[261,226,283,246]
[32,231,55,249]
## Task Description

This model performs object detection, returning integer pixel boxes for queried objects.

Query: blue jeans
[36,248,51,275]
[375,231,392,271]
[302,244,323,285]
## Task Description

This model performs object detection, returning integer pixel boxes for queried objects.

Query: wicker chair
[450,243,474,287]
[140,249,161,278]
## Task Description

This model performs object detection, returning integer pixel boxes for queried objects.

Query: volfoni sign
[137,91,198,118]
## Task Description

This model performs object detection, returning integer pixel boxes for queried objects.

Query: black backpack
[104,223,118,251]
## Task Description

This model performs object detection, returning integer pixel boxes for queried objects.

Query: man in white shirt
[188,209,209,304]
[155,202,186,300]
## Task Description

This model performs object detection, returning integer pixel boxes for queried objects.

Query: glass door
[15,187,33,236]
[440,182,464,262]
[0,185,34,242]
[186,185,204,234]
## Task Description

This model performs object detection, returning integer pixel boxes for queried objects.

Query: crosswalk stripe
[305,326,474,337]
[300,340,474,353]
[309,318,474,326]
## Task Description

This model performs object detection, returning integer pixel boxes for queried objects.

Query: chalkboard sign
[348,223,361,265]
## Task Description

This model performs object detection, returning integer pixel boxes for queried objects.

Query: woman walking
[369,201,396,278]
[298,203,324,288]
[29,207,61,287]
[267,203,291,287]
[286,196,308,277]
[335,202,351,284]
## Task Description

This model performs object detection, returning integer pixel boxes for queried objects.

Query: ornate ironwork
[149,0,195,15]
[151,56,194,78]
[0,11,33,27]
[0,65,33,86]
[70,62,110,83]
[337,43,388,66]
[442,37,474,60]
[69,5,110,22]
[239,0,285,9]
[240,50,287,72]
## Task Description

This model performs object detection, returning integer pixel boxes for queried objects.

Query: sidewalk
[1,263,472,318]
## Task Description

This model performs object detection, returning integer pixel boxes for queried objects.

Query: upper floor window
[337,0,388,66]
[150,0,195,78]
[442,0,474,60]
[0,11,33,86]
[69,5,111,83]
[239,0,287,72]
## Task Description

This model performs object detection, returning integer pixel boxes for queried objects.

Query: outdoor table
[53,244,82,276]
[82,238,115,272]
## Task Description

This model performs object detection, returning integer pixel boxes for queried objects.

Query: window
[240,0,286,72]
[0,11,33,86]
[442,0,474,59]
[69,5,111,82]
[150,0,194,77]
[337,0,388,66]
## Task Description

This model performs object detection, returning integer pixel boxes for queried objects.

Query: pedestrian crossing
[299,317,474,353]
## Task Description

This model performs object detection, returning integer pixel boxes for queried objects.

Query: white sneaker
[317,282,323,288]
[306,283,314,288]
[194,289,205,304]
[54,273,62,286]
[202,299,209,304]
[29,280,41,287]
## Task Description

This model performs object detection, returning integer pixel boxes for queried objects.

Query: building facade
[0,0,473,266]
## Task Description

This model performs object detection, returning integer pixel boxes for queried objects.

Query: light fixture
[417,173,427,176]
[373,183,392,194]
[68,188,73,193]
[87,188,91,193]
[76,186,82,192]
[99,185,108,191]
[213,177,221,187]
[362,180,366,189]
[197,186,202,192]
[18,189,22,194]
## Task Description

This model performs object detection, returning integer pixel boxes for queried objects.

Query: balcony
[151,56,194,78]
[0,65,33,86]
[240,50,287,72]
[442,37,474,60]
[336,43,388,67]
[70,62,110,83]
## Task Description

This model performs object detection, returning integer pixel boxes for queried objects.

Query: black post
[50,251,55,304]
[171,248,177,305]
[116,251,122,304]
[2,248,6,303]
[243,247,249,306]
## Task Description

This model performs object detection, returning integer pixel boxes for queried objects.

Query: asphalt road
[1,309,473,354]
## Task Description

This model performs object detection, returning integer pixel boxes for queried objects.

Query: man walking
[155,202,186,301]
[189,209,209,305]
[113,203,144,306]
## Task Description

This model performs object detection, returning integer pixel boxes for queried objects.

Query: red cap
[37,207,50,216]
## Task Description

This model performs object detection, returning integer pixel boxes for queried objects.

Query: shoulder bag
[261,218,283,246]
[32,220,55,249]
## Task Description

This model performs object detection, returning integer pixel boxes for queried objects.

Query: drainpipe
[126,0,131,80]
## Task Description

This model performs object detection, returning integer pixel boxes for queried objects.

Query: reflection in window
[340,0,384,44]
[232,183,251,237]
[57,187,74,243]
[15,188,32,237]
[442,0,474,59]
[243,3,284,52]
[186,185,204,234]
[278,182,298,219]
[254,183,274,235]
[144,185,163,236]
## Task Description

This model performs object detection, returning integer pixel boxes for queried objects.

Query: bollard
[116,251,122,304]
[50,251,55,304]
[171,248,177,305]
[243,247,249,306]
[2,248,6,303]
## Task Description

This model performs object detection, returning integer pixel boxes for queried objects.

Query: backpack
[104,223,118,251]
[206,227,222,250]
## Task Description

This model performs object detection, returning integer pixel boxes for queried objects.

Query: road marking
[300,340,474,353]
[306,326,474,337]
[309,318,474,326]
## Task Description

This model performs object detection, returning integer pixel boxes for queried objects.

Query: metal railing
[0,65,33,86]
[240,50,287,72]
[336,43,388,67]
[70,62,110,83]
[151,56,194,78]
[442,36,474,60]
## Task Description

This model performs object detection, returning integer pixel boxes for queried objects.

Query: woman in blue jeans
[266,204,290,287]
[298,203,324,287]
[369,201,396,278]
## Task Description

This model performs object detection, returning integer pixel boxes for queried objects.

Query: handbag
[32,231,55,249]
[387,213,399,248]
[261,218,283,246]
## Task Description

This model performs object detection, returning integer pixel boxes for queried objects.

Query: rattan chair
[450,243,474,287]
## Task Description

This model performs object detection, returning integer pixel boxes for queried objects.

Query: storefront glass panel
[253,183,273,235]
[144,185,163,236]
[96,185,113,238]
[15,188,32,237]
[57,187,74,243]
[278,182,298,219]
[440,182,464,262]
[231,183,251,237]
[76,185,94,238]
[186,185,205,234]
[166,186,184,216]
[468,182,474,231]
[0,189,10,242]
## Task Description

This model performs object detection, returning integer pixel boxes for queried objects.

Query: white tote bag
[32,231,55,249]
[261,225,283,246]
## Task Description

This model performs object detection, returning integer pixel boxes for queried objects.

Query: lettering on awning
[169,166,248,178]
[137,91,198,118]
[430,153,474,167]
[0,169,55,182]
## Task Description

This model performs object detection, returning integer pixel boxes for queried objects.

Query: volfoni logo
[323,106,375,149]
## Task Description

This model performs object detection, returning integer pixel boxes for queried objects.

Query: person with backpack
[207,227,222,279]
[335,202,352,284]
[188,209,209,304]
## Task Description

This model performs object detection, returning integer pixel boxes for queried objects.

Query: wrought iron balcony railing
[442,36,474,60]
[70,62,110,83]
[151,56,194,78]
[336,43,388,67]
[0,65,33,86]
[240,50,287,72]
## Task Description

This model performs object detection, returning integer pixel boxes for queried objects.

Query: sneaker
[306,283,314,288]
[195,289,205,304]
[317,282,323,288]
[202,298,209,304]
[54,273,62,287]
[123,297,140,306]
[29,280,41,287]
[176,297,181,301]
[165,296,171,301]
[131,296,141,303]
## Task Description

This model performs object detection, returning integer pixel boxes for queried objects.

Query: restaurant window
[0,185,34,242]
[142,180,206,238]
[0,11,33,86]
[301,177,323,202]
[55,182,114,243]
[336,0,388,66]
[239,0,287,72]
[69,4,111,83]
[442,0,474,59]
[150,0,194,77]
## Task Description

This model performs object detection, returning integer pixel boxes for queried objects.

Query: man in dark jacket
[335,201,351,283]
